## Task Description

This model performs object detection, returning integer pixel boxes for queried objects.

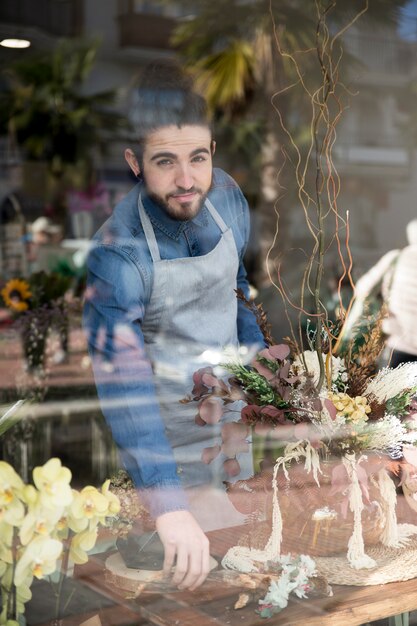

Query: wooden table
[72,525,417,626]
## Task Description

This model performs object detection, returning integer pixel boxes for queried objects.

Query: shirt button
[177,466,183,475]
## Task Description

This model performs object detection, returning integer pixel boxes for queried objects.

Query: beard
[143,174,212,221]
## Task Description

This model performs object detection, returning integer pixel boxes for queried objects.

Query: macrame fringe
[343,454,376,569]
[221,441,319,572]
[221,453,282,572]
[377,467,399,547]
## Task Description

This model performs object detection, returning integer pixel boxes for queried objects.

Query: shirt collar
[141,187,210,240]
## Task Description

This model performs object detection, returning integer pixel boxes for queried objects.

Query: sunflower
[1,279,32,312]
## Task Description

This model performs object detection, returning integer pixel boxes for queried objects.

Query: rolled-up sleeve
[83,243,188,517]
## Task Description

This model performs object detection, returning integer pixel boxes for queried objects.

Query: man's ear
[211,140,216,157]
[125,149,140,176]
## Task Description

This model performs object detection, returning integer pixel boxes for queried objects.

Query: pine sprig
[226,363,286,407]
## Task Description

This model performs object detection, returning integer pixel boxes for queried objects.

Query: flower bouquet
[189,311,417,570]
[0,272,72,374]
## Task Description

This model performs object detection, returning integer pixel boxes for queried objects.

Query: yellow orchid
[0,462,24,502]
[1,278,32,312]
[16,584,32,616]
[33,458,73,509]
[2,561,32,620]
[0,566,16,624]
[101,479,121,516]
[0,538,13,562]
[0,541,13,577]
[0,521,14,547]
[19,505,63,546]
[70,485,109,525]
[0,462,25,526]
[22,485,38,507]
[53,515,70,540]
[14,536,63,587]
[67,510,88,533]
[0,499,25,527]
[69,528,98,565]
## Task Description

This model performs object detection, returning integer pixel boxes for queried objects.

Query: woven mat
[315,524,417,586]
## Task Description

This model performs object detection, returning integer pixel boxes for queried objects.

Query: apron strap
[138,193,161,262]
[205,198,228,233]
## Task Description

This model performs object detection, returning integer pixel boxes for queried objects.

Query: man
[83,64,264,590]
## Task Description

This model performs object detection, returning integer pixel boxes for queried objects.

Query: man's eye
[156,159,172,166]
[191,155,207,163]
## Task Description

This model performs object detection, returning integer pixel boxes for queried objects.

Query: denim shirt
[83,168,264,517]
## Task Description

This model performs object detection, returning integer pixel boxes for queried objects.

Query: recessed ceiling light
[0,39,31,49]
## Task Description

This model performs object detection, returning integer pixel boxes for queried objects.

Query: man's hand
[156,510,210,590]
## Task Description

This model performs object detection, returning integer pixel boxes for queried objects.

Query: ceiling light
[0,39,31,49]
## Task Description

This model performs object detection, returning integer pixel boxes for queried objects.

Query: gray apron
[138,194,252,529]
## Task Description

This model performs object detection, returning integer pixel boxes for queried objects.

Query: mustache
[167,187,202,198]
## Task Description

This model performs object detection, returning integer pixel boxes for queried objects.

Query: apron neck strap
[138,193,161,262]
[205,198,228,233]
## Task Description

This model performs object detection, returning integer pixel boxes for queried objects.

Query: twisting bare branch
[266,0,368,390]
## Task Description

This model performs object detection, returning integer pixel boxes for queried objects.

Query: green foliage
[192,39,256,110]
[26,272,72,309]
[387,388,417,418]
[226,362,286,407]
[0,39,126,174]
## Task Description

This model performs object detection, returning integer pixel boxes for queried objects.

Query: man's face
[126,125,214,221]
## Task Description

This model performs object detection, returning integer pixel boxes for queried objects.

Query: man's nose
[175,164,194,190]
